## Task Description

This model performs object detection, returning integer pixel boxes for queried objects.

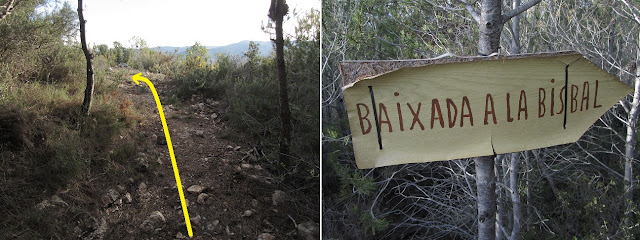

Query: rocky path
[74,71,318,239]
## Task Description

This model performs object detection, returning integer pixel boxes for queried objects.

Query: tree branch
[502,0,541,24]
[456,0,480,23]
[620,0,640,26]
[0,0,16,22]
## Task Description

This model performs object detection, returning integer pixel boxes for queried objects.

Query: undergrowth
[0,47,143,238]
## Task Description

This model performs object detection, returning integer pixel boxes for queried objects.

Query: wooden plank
[341,53,632,169]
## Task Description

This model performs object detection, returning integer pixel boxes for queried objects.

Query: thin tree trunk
[624,59,640,220]
[524,151,532,227]
[475,155,497,240]
[510,0,521,54]
[269,0,292,169]
[495,155,504,240]
[509,152,521,240]
[475,1,503,239]
[472,1,541,238]
[478,0,504,55]
[78,0,94,116]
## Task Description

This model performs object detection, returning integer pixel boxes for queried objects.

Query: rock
[197,193,209,205]
[272,190,286,206]
[140,211,165,233]
[241,163,252,169]
[36,200,53,210]
[207,220,220,231]
[187,185,206,194]
[113,198,123,206]
[195,130,204,138]
[225,225,235,236]
[242,209,254,217]
[107,189,120,201]
[136,157,149,172]
[157,157,164,165]
[258,233,276,240]
[176,232,186,239]
[191,215,202,226]
[138,192,152,203]
[128,177,135,185]
[233,146,241,151]
[253,165,263,170]
[102,189,120,206]
[211,112,219,119]
[50,195,68,207]
[123,192,133,203]
[297,221,320,240]
[138,182,148,192]
[149,211,166,223]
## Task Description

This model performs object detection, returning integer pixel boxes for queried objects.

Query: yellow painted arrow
[132,73,193,237]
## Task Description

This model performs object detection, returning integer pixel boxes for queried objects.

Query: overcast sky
[62,0,319,47]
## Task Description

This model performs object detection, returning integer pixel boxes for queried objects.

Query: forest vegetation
[0,0,318,238]
[323,0,640,239]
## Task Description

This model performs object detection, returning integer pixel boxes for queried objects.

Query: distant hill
[154,40,273,58]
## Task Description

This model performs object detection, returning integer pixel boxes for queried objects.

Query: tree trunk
[624,59,640,220]
[478,0,504,55]
[78,0,94,116]
[509,152,521,240]
[509,0,521,54]
[475,1,503,239]
[475,155,497,240]
[472,1,541,238]
[269,0,292,169]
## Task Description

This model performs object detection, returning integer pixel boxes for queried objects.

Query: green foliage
[361,214,389,235]
[0,1,143,238]
[112,41,132,64]
[159,10,320,182]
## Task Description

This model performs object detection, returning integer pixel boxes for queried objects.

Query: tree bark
[509,152,521,240]
[269,0,292,169]
[472,1,541,238]
[624,59,640,220]
[509,0,521,54]
[475,155,497,240]
[78,0,94,116]
[477,0,504,55]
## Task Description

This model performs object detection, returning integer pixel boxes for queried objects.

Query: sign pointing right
[341,52,633,169]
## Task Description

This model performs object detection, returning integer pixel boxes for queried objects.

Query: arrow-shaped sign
[131,73,193,237]
[340,52,633,169]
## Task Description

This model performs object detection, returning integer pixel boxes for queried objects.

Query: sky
[61,0,319,48]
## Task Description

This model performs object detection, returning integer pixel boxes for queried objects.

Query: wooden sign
[340,52,633,169]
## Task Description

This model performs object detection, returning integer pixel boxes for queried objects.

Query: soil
[74,70,318,239]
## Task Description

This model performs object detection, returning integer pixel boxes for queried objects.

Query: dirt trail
[88,70,317,239]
